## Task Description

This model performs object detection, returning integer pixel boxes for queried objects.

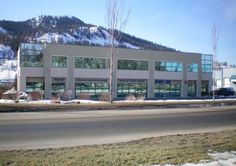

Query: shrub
[98,93,110,101]
[125,94,136,101]
[59,90,73,101]
[78,93,90,100]
[51,93,60,100]
[136,94,146,101]
[0,86,13,99]
[27,91,42,101]
[0,87,6,99]
[2,93,17,100]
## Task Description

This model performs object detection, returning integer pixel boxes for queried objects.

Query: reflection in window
[118,59,148,70]
[20,43,44,67]
[201,80,209,96]
[188,63,198,72]
[51,78,66,95]
[52,56,67,68]
[187,80,197,97]
[75,57,109,69]
[117,79,147,98]
[202,54,213,73]
[155,61,182,72]
[26,82,44,92]
[75,80,108,98]
[154,80,181,97]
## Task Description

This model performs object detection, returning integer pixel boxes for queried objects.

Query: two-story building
[17,43,213,99]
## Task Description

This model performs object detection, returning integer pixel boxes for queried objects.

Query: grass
[0,130,235,166]
[1,99,236,112]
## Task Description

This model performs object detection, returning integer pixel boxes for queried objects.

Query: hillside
[0,15,176,58]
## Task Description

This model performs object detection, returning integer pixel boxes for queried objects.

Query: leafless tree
[212,24,220,101]
[105,0,129,103]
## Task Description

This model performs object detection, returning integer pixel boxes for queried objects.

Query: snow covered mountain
[0,15,176,57]
[0,15,178,83]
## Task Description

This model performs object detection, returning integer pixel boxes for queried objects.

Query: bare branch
[105,0,130,103]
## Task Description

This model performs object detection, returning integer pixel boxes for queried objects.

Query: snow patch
[122,42,140,49]
[37,33,76,43]
[36,26,139,49]
[0,27,7,34]
[0,59,17,81]
[152,151,236,166]
[0,44,14,60]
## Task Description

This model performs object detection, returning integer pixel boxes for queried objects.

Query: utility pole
[212,24,220,101]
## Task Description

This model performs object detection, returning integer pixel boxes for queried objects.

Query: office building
[17,43,213,99]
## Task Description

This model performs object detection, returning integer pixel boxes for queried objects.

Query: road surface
[0,106,236,150]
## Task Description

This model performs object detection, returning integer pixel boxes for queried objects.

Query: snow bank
[1,98,236,105]
[0,99,106,104]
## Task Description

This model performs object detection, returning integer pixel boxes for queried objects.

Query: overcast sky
[1,0,236,64]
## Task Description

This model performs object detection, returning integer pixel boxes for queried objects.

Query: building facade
[17,43,213,99]
[214,67,236,91]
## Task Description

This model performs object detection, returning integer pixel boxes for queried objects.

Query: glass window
[52,56,67,68]
[51,78,66,95]
[154,80,181,98]
[201,80,209,96]
[75,80,109,98]
[155,61,182,72]
[26,82,44,92]
[202,54,213,73]
[20,43,44,67]
[187,80,197,97]
[117,79,147,98]
[75,57,109,69]
[188,63,198,72]
[118,59,148,70]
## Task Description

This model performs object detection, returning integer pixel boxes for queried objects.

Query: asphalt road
[0,106,236,150]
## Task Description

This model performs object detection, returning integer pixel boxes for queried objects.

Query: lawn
[0,130,235,166]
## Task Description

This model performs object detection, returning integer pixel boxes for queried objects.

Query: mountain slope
[0,15,176,57]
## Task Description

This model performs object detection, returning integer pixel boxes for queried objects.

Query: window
[117,79,147,98]
[201,80,209,96]
[188,63,198,72]
[154,80,181,97]
[187,80,197,97]
[52,56,67,68]
[75,80,108,98]
[118,59,148,70]
[155,61,182,72]
[20,43,43,67]
[202,54,213,73]
[26,82,44,92]
[51,78,66,95]
[75,57,109,69]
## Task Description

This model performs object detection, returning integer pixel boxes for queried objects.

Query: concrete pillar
[148,60,155,98]
[197,62,202,97]
[182,62,187,97]
[67,55,74,98]
[44,49,51,99]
